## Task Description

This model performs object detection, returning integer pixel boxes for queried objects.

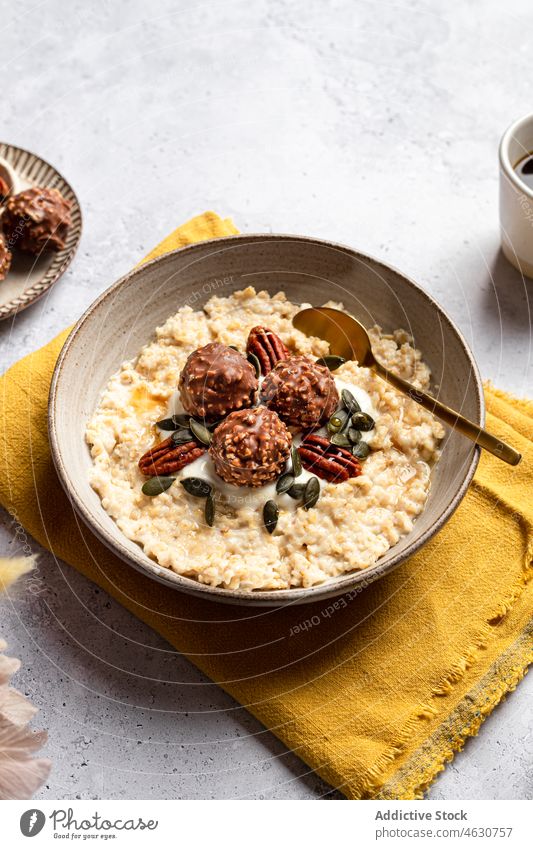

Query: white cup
[499,113,533,278]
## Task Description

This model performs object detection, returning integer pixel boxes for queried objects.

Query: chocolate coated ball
[209,406,292,487]
[2,187,72,255]
[179,342,258,422]
[0,233,12,281]
[260,355,339,429]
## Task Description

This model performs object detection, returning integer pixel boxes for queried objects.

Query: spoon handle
[372,360,522,466]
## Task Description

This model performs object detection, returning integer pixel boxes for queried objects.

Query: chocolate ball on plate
[209,405,292,487]
[179,342,258,422]
[2,186,72,255]
[0,232,12,281]
[260,354,339,429]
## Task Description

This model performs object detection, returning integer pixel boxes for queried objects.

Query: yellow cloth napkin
[1,211,532,799]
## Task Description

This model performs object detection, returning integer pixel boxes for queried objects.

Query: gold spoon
[293,306,521,466]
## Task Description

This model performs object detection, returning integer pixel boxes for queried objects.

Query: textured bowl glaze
[49,235,484,606]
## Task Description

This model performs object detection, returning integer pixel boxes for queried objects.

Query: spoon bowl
[294,305,373,364]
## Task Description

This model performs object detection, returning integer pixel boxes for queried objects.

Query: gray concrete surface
[0,0,531,799]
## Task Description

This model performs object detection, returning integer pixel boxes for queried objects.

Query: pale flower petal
[0,721,48,755]
[0,687,38,726]
[0,555,36,591]
[0,557,50,799]
[0,756,50,801]
[0,653,20,686]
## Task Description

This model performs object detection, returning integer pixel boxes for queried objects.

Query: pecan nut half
[298,433,362,483]
[138,437,205,477]
[246,326,289,374]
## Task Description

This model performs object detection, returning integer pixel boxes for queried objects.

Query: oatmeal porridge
[85,287,444,591]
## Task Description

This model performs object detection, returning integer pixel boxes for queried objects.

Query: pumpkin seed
[341,388,361,415]
[228,345,240,351]
[263,500,279,534]
[171,428,194,444]
[303,476,320,510]
[190,418,212,446]
[330,432,351,448]
[315,354,346,372]
[157,413,191,430]
[205,493,215,526]
[180,477,212,498]
[247,352,261,378]
[287,482,306,499]
[328,408,349,433]
[348,427,362,444]
[141,476,175,496]
[352,441,370,460]
[351,411,375,431]
[276,472,295,494]
[291,444,302,477]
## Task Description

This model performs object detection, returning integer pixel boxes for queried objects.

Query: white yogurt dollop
[164,373,378,509]
[158,390,187,434]
[333,377,377,445]
[180,440,318,511]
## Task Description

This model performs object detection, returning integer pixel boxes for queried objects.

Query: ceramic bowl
[49,234,483,606]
